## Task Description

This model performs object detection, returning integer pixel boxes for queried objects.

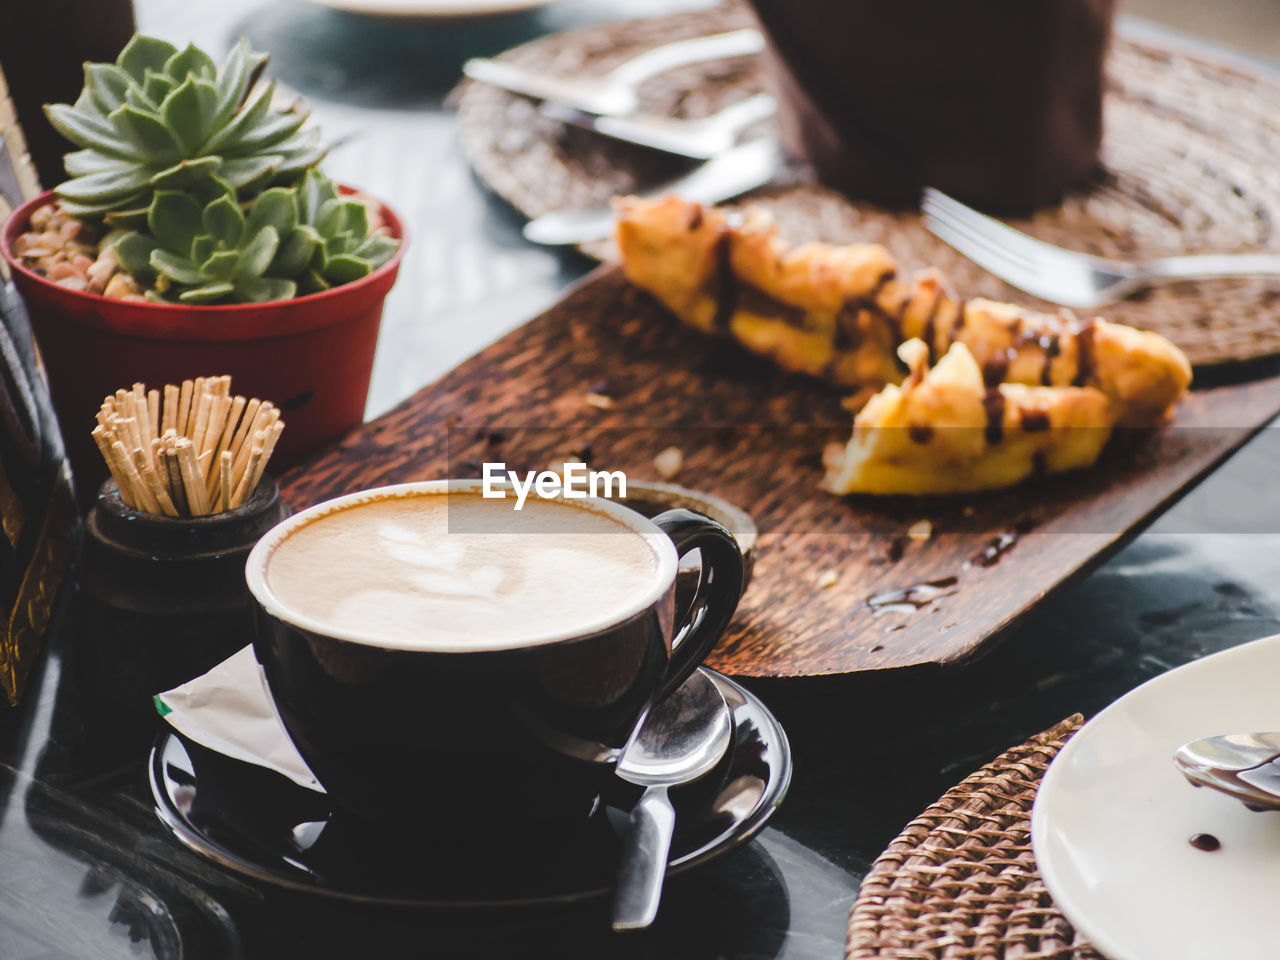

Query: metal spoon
[1174,733,1280,811]
[612,669,733,931]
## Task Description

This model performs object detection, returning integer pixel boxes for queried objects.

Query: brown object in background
[0,0,136,188]
[747,0,1114,212]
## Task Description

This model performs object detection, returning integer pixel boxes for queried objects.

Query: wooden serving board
[281,266,1280,678]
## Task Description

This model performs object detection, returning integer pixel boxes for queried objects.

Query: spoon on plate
[1174,732,1280,811]
[612,669,733,931]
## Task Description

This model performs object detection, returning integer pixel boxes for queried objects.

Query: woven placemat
[455,4,1280,369]
[845,715,1100,960]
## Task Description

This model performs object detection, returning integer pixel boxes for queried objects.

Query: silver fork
[462,29,764,117]
[538,93,776,160]
[921,187,1280,309]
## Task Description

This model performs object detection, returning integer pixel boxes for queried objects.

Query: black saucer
[148,669,790,907]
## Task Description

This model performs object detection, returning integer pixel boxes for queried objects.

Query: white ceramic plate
[1032,633,1280,960]
[295,0,551,19]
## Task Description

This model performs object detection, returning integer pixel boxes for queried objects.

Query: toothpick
[147,388,160,444]
[186,377,206,437]
[112,439,159,514]
[176,438,209,516]
[220,451,233,513]
[162,384,179,435]
[177,380,193,438]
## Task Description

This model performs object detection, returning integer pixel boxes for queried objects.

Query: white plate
[296,0,552,19]
[1032,633,1280,960]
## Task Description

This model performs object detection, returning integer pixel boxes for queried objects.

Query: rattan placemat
[845,715,1100,960]
[455,4,1280,369]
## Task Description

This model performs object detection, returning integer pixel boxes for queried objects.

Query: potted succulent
[0,35,404,503]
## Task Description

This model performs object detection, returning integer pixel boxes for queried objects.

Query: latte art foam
[262,491,663,649]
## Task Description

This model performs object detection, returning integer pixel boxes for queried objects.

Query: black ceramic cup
[76,477,290,713]
[245,480,744,828]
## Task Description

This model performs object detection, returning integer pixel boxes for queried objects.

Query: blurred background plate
[294,0,552,20]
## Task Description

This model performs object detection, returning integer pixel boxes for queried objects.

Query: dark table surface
[4,2,1280,958]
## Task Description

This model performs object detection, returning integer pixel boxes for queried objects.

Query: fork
[921,187,1280,309]
[538,93,776,160]
[462,29,764,117]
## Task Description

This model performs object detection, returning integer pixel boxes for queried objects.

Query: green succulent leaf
[236,226,280,278]
[109,104,183,165]
[102,206,151,230]
[44,103,139,160]
[335,199,368,239]
[142,70,175,106]
[117,35,179,85]
[188,173,236,207]
[244,187,297,238]
[298,168,337,222]
[313,198,343,238]
[54,163,156,203]
[212,38,268,129]
[267,223,318,278]
[59,193,148,218]
[297,269,330,295]
[202,194,246,249]
[72,88,106,119]
[190,235,215,265]
[162,77,219,155]
[219,108,307,157]
[179,282,236,304]
[123,86,156,111]
[199,250,241,280]
[200,79,273,155]
[164,43,217,84]
[355,234,399,268]
[323,254,372,285]
[150,249,204,285]
[149,156,222,189]
[234,276,296,303]
[148,191,203,257]
[85,64,131,115]
[108,232,159,279]
[64,149,127,176]
[218,155,280,190]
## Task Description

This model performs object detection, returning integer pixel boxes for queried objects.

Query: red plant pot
[2,189,405,509]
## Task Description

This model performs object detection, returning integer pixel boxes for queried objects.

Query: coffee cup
[245,479,744,826]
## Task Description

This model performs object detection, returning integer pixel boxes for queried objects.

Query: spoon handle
[612,785,676,931]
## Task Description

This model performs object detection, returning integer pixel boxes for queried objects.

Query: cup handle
[649,508,744,703]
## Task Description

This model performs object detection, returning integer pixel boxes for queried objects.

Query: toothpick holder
[74,476,291,713]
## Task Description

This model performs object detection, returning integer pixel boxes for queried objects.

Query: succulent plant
[294,169,399,294]
[109,175,317,304]
[44,35,325,225]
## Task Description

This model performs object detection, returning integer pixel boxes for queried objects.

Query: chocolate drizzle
[837,270,898,350]
[1189,833,1221,852]
[1073,320,1097,387]
[1040,334,1061,385]
[737,284,810,328]
[710,231,736,333]
[982,347,1016,388]
[867,577,958,616]
[920,288,943,365]
[1020,410,1050,432]
[983,388,1006,445]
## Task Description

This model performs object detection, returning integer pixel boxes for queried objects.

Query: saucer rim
[149,667,791,908]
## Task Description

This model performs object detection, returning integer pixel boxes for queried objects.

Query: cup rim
[244,479,680,653]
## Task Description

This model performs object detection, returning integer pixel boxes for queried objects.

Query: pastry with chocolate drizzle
[822,339,1113,494]
[614,196,1191,427]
